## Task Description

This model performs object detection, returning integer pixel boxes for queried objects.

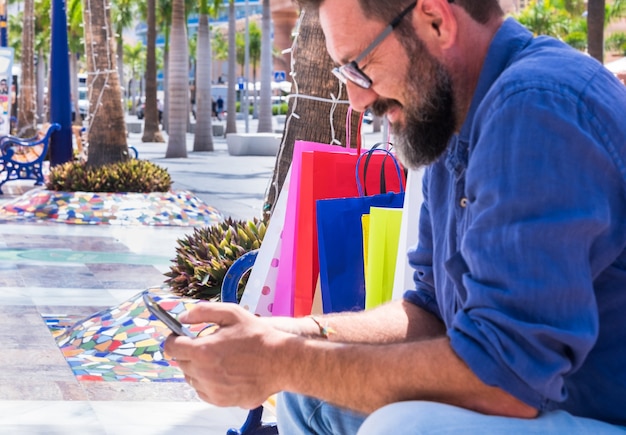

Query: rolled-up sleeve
[447,83,626,409]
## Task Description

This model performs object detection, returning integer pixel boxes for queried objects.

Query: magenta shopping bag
[272,141,360,316]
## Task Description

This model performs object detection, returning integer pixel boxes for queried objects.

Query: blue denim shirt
[405,19,626,425]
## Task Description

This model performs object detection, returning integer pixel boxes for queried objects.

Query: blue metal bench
[0,123,61,194]
[221,250,279,435]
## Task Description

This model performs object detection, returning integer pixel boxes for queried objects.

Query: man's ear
[414,0,457,50]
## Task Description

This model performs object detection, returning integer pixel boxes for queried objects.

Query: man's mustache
[370,98,402,118]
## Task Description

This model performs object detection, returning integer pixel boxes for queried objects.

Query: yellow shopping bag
[364,206,403,309]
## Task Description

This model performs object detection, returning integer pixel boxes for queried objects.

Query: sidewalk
[129,116,389,221]
[0,116,388,434]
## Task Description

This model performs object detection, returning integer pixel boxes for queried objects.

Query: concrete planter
[188,123,225,137]
[226,133,281,156]
[126,121,142,134]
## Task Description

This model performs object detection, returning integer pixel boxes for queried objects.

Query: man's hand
[164,302,291,409]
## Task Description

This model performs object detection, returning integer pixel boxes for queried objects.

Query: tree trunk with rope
[83,0,129,166]
[263,9,361,217]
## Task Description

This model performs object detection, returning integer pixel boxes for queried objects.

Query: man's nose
[345,81,378,113]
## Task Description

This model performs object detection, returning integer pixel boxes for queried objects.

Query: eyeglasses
[331,2,418,89]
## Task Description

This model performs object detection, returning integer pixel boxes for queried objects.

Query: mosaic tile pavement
[44,287,210,382]
[0,188,224,226]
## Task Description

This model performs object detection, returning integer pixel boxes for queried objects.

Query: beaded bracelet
[308,316,336,339]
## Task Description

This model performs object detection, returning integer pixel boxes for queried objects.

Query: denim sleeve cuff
[403,289,442,319]
[448,319,552,411]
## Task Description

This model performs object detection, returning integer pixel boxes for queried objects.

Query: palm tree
[212,27,229,77]
[16,0,37,138]
[157,0,172,132]
[588,0,606,62]
[235,23,260,79]
[515,0,570,38]
[67,0,84,125]
[9,0,52,124]
[34,0,51,123]
[516,0,626,57]
[225,0,237,135]
[123,42,145,115]
[165,0,189,157]
[257,0,272,132]
[141,0,164,142]
[264,9,360,214]
[193,0,221,152]
[111,0,136,106]
[606,0,626,23]
[82,0,129,165]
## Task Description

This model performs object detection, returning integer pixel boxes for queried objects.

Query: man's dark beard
[370,38,456,169]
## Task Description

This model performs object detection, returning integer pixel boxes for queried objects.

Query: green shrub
[164,217,267,301]
[607,32,626,56]
[272,102,289,115]
[234,101,289,115]
[46,159,172,193]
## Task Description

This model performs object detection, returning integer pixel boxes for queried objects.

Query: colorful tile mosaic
[44,287,210,382]
[0,188,223,226]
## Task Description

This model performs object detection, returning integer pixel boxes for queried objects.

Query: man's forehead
[319,0,371,63]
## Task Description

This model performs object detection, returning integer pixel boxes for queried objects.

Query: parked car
[77,87,89,120]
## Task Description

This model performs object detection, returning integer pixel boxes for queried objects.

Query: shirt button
[460,197,468,208]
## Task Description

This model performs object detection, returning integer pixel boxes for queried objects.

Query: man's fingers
[178,302,241,325]
[163,334,195,360]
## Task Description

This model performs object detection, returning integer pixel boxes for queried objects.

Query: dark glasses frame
[331,2,418,89]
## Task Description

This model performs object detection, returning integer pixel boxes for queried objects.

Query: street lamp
[49,0,73,165]
[0,0,7,47]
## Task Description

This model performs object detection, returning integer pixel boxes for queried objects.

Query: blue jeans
[276,392,626,434]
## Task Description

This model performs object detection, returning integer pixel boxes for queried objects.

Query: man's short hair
[296,0,503,25]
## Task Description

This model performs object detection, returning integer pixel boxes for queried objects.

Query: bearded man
[166,1,626,433]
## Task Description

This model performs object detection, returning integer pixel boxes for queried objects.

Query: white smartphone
[142,292,195,338]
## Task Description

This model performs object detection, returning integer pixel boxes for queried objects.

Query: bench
[0,123,61,194]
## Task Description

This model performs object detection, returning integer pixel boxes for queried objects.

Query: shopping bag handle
[355,143,405,197]
[345,106,364,152]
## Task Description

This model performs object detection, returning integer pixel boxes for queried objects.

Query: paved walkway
[0,117,388,434]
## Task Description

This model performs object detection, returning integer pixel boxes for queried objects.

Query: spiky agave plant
[164,217,267,301]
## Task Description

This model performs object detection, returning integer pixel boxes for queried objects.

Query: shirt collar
[445,19,533,176]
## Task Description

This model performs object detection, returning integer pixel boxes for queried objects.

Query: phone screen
[142,292,196,338]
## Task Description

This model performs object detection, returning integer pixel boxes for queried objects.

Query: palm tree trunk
[36,48,46,123]
[587,0,605,63]
[226,0,237,135]
[257,0,272,133]
[142,0,164,142]
[17,0,37,138]
[264,9,360,215]
[193,12,214,151]
[165,0,189,158]
[117,38,126,115]
[83,0,128,166]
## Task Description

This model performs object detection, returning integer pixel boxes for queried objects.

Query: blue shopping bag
[316,145,405,313]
